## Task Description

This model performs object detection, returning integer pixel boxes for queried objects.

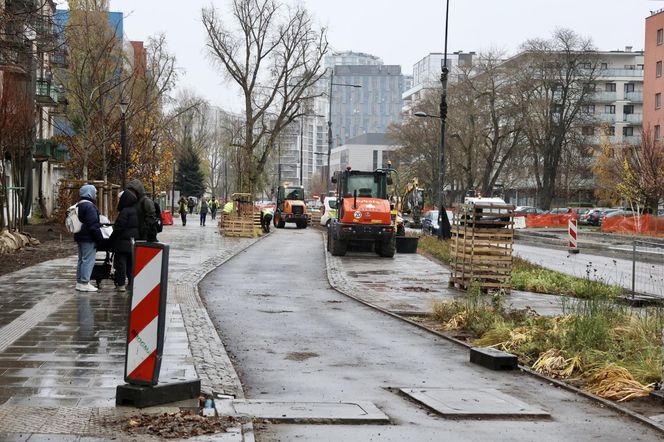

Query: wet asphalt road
[200,226,663,441]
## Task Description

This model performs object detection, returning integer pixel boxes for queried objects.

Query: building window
[600,63,608,70]
[582,105,595,114]
[583,83,596,92]
[656,125,661,140]
[605,83,616,92]
[624,83,635,93]
[581,126,594,136]
[623,127,634,137]
[605,126,616,136]
[605,105,616,114]
[372,150,378,170]
[658,28,663,45]
[624,105,634,115]
[657,93,662,109]
[657,61,662,78]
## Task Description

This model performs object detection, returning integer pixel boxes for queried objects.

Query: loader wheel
[274,212,285,229]
[378,239,395,258]
[330,237,347,256]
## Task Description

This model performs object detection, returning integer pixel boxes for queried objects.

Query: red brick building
[644,10,664,140]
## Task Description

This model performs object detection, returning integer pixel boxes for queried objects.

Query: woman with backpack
[199,197,209,226]
[74,184,103,292]
[109,190,139,292]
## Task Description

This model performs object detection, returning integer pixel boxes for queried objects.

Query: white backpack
[65,200,92,234]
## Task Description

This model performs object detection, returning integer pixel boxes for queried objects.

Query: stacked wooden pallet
[449,202,515,292]
[309,211,321,225]
[220,212,262,238]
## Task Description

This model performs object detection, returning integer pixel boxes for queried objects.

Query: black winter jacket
[74,197,103,244]
[110,191,140,253]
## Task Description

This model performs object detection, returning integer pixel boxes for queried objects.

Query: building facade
[329,133,399,175]
[402,52,475,111]
[644,10,664,140]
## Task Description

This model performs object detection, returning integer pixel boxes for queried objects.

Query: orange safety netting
[525,213,575,228]
[600,215,664,235]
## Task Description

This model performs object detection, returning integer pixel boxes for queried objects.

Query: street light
[326,68,362,193]
[119,101,128,189]
[413,0,452,240]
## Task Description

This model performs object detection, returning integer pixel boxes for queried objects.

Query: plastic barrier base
[116,379,201,408]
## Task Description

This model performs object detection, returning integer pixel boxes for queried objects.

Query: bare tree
[202,0,328,193]
[514,28,599,209]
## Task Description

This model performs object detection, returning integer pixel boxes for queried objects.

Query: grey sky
[104,0,657,111]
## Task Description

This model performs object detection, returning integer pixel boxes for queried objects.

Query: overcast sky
[96,0,660,111]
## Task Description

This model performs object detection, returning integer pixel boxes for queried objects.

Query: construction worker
[223,200,234,214]
[209,196,220,220]
[260,207,273,233]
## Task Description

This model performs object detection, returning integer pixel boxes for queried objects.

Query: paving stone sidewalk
[324,233,569,317]
[0,219,258,440]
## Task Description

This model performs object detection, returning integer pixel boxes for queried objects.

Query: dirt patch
[0,223,76,277]
[285,351,319,361]
[402,286,433,292]
[106,411,242,439]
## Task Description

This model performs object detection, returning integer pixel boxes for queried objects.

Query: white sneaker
[115,285,126,292]
[77,283,98,292]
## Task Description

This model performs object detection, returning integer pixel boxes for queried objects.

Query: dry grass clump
[431,294,663,402]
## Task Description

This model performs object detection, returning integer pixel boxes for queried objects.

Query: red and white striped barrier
[568,219,579,254]
[124,242,169,386]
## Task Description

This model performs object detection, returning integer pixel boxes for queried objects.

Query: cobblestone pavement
[325,233,569,317]
[0,218,258,440]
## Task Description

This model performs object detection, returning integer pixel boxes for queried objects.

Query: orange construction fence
[600,215,664,235]
[525,213,575,228]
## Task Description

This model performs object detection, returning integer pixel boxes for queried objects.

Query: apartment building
[402,52,475,111]
[644,9,664,140]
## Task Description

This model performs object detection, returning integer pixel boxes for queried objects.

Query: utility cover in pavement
[400,388,550,419]
[215,400,389,424]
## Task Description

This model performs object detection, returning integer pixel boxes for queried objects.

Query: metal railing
[631,240,664,299]
[624,91,643,102]
[623,113,642,124]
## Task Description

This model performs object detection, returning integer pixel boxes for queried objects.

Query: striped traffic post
[568,218,579,254]
[116,241,200,407]
[125,242,169,385]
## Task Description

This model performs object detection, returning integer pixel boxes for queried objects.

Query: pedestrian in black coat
[110,190,140,291]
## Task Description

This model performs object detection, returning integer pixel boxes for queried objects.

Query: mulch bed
[0,223,77,277]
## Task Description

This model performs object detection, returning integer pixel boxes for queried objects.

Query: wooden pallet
[310,212,322,225]
[449,202,515,292]
[220,212,262,237]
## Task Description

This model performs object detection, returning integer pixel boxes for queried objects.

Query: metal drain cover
[216,400,389,424]
[400,388,550,419]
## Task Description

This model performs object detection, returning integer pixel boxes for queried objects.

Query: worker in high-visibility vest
[223,201,234,214]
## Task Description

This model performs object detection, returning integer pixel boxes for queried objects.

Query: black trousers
[200,213,207,226]
[114,252,133,287]
[211,209,217,220]
[180,212,187,226]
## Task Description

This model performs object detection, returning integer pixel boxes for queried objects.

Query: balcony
[623,113,642,124]
[597,68,644,78]
[624,91,643,102]
[35,139,67,162]
[35,79,58,106]
[592,91,617,103]
[594,113,617,123]
[623,135,642,145]
[49,50,68,68]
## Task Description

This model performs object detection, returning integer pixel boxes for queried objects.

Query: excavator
[399,177,425,228]
[274,183,308,229]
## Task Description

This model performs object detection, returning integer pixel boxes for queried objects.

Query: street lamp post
[326,68,362,193]
[413,0,452,240]
[119,101,128,189]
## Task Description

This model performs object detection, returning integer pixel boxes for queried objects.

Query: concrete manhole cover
[399,388,550,419]
[216,400,390,424]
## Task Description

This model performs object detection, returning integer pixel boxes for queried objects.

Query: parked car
[514,206,545,216]
[547,207,571,215]
[319,196,338,227]
[421,210,454,235]
[603,209,634,221]
[584,208,620,226]
[570,207,593,220]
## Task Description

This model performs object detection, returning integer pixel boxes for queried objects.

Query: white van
[320,196,338,227]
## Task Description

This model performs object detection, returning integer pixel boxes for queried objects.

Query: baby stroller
[91,218,115,288]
